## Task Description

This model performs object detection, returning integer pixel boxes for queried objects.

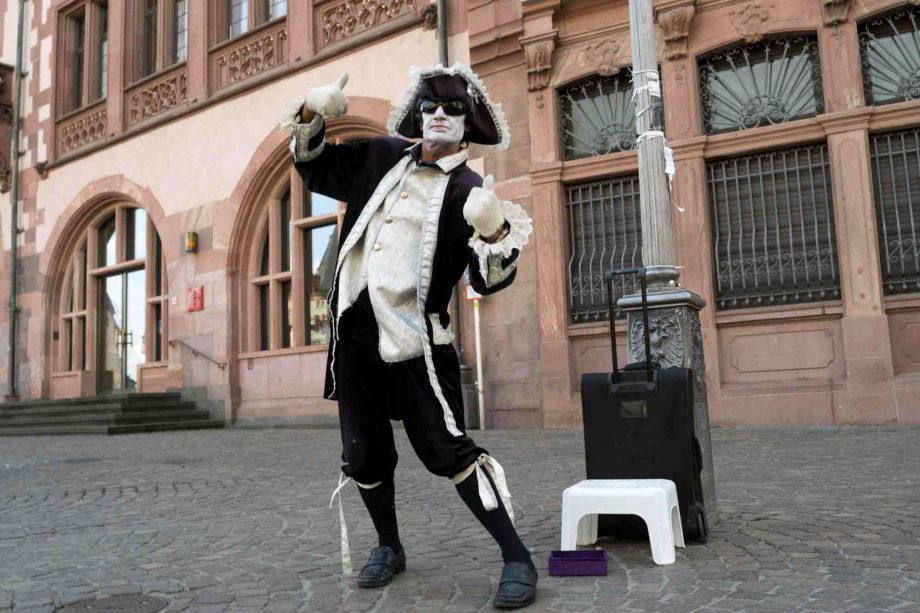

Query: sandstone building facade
[0,0,918,428]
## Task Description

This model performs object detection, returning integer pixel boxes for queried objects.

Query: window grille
[859,6,920,106]
[870,128,920,294]
[558,71,637,161]
[699,36,825,135]
[567,176,644,322]
[707,143,840,310]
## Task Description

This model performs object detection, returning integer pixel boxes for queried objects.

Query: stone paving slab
[1,427,918,612]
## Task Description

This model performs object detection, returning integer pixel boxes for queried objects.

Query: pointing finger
[335,73,349,90]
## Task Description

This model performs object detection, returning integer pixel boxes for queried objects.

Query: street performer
[280,63,536,609]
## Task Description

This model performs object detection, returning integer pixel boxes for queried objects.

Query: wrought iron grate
[699,36,825,135]
[707,143,841,310]
[859,6,920,106]
[870,128,920,294]
[567,175,644,322]
[558,71,637,161]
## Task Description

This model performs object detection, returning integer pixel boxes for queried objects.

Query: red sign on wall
[187,286,204,312]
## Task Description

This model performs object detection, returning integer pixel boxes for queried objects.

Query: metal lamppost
[623,0,717,524]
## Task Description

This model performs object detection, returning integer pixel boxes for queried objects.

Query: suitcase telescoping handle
[605,268,653,383]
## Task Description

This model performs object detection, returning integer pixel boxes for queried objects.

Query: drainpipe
[6,0,26,400]
[437,0,448,65]
[437,0,465,363]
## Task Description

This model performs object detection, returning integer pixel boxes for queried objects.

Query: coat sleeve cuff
[288,113,326,164]
[468,200,533,287]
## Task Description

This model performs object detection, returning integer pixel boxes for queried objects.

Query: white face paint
[422,105,467,147]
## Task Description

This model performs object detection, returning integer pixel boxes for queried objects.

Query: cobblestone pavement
[1,427,918,612]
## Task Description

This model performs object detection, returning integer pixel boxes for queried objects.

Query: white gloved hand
[464,175,505,238]
[305,73,349,118]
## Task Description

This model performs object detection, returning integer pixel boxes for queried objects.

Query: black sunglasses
[418,99,467,116]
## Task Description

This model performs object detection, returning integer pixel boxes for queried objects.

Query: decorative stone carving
[215,27,288,91]
[58,107,107,155]
[421,3,437,30]
[127,71,188,127]
[577,38,624,77]
[728,2,773,44]
[690,316,706,396]
[628,309,684,367]
[0,166,10,193]
[821,0,851,25]
[525,38,555,91]
[318,0,416,48]
[658,5,695,60]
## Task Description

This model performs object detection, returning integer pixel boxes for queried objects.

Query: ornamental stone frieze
[316,0,418,49]
[213,25,288,91]
[728,1,774,44]
[821,0,851,25]
[58,106,107,155]
[577,38,625,77]
[658,4,696,60]
[127,71,188,128]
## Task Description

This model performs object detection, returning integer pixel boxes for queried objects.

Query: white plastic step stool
[561,479,685,565]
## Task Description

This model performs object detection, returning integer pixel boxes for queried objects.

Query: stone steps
[0,393,224,436]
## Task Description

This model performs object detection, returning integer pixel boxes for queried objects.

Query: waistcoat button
[400,191,409,198]
[385,216,393,223]
[373,243,381,251]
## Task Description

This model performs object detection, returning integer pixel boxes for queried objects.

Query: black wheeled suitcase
[580,268,709,542]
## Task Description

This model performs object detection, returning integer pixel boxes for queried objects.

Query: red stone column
[822,112,898,424]
[187,0,207,103]
[287,0,312,63]
[521,0,577,427]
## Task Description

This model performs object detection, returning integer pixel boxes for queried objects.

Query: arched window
[247,167,340,352]
[557,70,645,321]
[859,5,920,106]
[54,204,168,393]
[698,36,825,135]
[558,70,638,161]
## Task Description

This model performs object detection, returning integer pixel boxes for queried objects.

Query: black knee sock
[455,470,532,566]
[358,479,403,554]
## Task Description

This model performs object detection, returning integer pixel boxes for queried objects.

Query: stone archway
[41,178,169,399]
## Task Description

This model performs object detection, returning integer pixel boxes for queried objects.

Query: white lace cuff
[288,114,325,163]
[468,200,533,287]
[279,97,306,130]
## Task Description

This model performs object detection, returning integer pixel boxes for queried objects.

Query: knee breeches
[335,289,485,485]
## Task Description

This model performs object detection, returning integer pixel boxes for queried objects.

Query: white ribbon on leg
[475,454,515,525]
[329,472,354,576]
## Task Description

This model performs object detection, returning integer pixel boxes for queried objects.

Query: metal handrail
[168,339,227,370]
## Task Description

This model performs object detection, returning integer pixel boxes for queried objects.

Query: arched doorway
[50,202,168,397]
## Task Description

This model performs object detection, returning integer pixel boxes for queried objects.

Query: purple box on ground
[548,550,608,576]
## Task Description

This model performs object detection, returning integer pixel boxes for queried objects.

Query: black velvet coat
[293,122,518,400]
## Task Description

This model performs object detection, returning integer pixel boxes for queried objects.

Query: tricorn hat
[387,63,510,150]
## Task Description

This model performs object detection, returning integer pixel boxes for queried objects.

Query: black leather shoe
[357,546,406,588]
[493,561,538,609]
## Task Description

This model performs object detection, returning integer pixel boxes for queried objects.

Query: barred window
[870,128,920,294]
[567,176,644,322]
[708,144,840,310]
[558,71,637,161]
[859,6,920,106]
[699,36,825,135]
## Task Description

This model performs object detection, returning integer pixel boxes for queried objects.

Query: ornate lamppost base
[618,275,718,528]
